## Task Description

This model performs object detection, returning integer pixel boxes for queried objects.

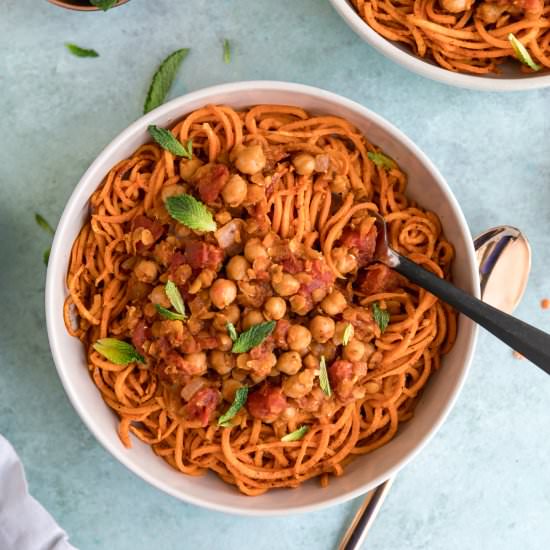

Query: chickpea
[242,309,265,330]
[287,325,312,352]
[321,290,347,316]
[234,144,266,175]
[277,351,302,375]
[343,338,366,362]
[272,273,300,297]
[364,382,380,394]
[183,352,207,375]
[245,183,265,205]
[303,353,319,370]
[160,183,185,202]
[289,294,312,315]
[222,174,248,207]
[209,350,234,375]
[236,353,250,370]
[440,0,473,13]
[217,333,233,352]
[263,297,287,320]
[292,153,315,176]
[226,255,250,281]
[333,321,354,346]
[332,247,358,274]
[330,175,350,195]
[209,279,237,309]
[282,368,316,399]
[222,379,243,402]
[180,158,203,181]
[134,260,158,283]
[223,303,241,325]
[149,284,171,308]
[309,316,335,344]
[244,238,268,263]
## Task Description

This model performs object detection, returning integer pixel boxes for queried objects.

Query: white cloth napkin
[0,435,76,550]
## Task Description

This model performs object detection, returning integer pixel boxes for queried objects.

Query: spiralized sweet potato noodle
[64,104,457,495]
[351,0,550,74]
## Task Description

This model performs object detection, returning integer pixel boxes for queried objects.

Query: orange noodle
[64,104,457,495]
[351,0,550,74]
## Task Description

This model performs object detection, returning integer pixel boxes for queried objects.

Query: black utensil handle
[395,256,550,372]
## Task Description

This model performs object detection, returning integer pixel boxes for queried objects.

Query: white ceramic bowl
[329,0,550,92]
[46,81,479,515]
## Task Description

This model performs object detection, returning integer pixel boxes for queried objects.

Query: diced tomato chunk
[131,320,150,354]
[357,264,401,295]
[247,385,287,422]
[185,387,220,427]
[183,241,224,271]
[196,164,229,204]
[341,225,377,267]
[328,360,354,400]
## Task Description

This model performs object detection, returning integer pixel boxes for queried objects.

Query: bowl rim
[45,80,479,515]
[328,0,550,92]
[47,0,128,11]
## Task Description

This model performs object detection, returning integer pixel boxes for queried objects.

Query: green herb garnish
[281,425,309,442]
[155,304,185,321]
[342,323,353,346]
[226,322,238,342]
[372,302,390,333]
[43,247,51,266]
[93,338,145,365]
[319,355,332,397]
[148,125,192,159]
[368,152,396,171]
[90,0,117,10]
[218,386,248,427]
[231,321,276,353]
[144,48,190,114]
[508,33,541,72]
[65,43,99,58]
[35,213,55,235]
[165,280,186,317]
[223,39,231,64]
[165,194,217,232]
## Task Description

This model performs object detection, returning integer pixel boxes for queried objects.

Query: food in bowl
[63,103,457,496]
[350,0,550,74]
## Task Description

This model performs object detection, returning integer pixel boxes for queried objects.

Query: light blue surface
[1,1,550,549]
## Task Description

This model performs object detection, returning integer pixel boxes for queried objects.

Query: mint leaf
[93,338,145,365]
[368,152,395,171]
[218,386,248,427]
[319,355,332,397]
[155,304,185,321]
[144,48,190,114]
[43,247,51,266]
[223,39,231,64]
[226,322,238,342]
[281,425,309,442]
[342,323,353,346]
[165,280,186,317]
[148,125,192,159]
[35,213,55,235]
[372,302,390,333]
[90,0,117,11]
[232,321,275,353]
[65,43,99,58]
[165,194,217,232]
[508,33,541,72]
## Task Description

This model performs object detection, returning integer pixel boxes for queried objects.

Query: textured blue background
[1,1,550,549]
